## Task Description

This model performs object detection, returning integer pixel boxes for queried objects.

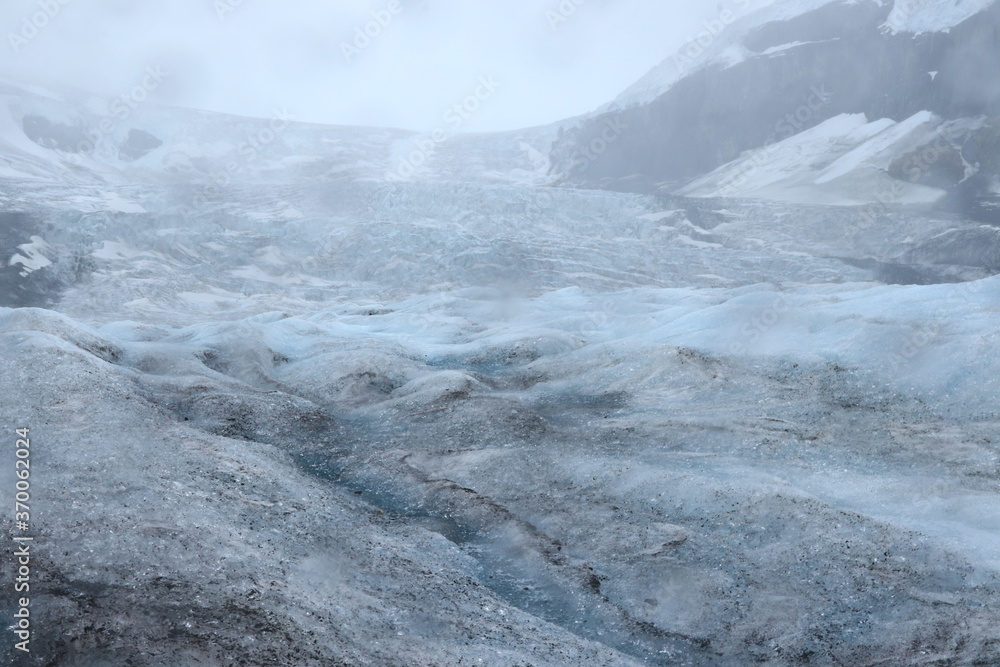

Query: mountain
[551,0,1000,222]
[3,3,1000,665]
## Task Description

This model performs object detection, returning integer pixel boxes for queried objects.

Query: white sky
[1,0,747,132]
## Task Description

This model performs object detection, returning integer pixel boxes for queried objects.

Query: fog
[1,0,760,131]
[6,0,1000,665]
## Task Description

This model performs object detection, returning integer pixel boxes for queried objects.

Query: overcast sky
[1,0,756,132]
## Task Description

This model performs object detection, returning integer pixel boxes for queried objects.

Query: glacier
[2,1,1000,664]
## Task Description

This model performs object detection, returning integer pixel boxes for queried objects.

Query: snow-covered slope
[678,111,983,204]
[0,75,561,205]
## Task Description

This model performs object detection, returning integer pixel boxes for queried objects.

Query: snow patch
[813,110,936,184]
[761,38,840,56]
[678,112,951,205]
[884,0,996,34]
[9,236,52,275]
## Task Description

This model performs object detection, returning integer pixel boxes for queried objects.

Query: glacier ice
[1,60,1000,665]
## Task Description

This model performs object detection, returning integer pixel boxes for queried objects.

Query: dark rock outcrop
[551,0,1000,201]
[119,128,163,161]
[21,114,93,153]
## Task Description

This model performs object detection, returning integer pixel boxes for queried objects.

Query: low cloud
[0,0,742,131]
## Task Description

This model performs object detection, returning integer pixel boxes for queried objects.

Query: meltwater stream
[293,411,712,665]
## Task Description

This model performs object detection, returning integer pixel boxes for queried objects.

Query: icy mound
[1,72,999,664]
[5,270,1000,663]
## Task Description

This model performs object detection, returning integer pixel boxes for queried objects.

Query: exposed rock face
[21,114,163,162]
[119,128,163,161]
[550,0,1000,205]
[0,211,93,308]
[22,114,92,153]
[888,141,966,189]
